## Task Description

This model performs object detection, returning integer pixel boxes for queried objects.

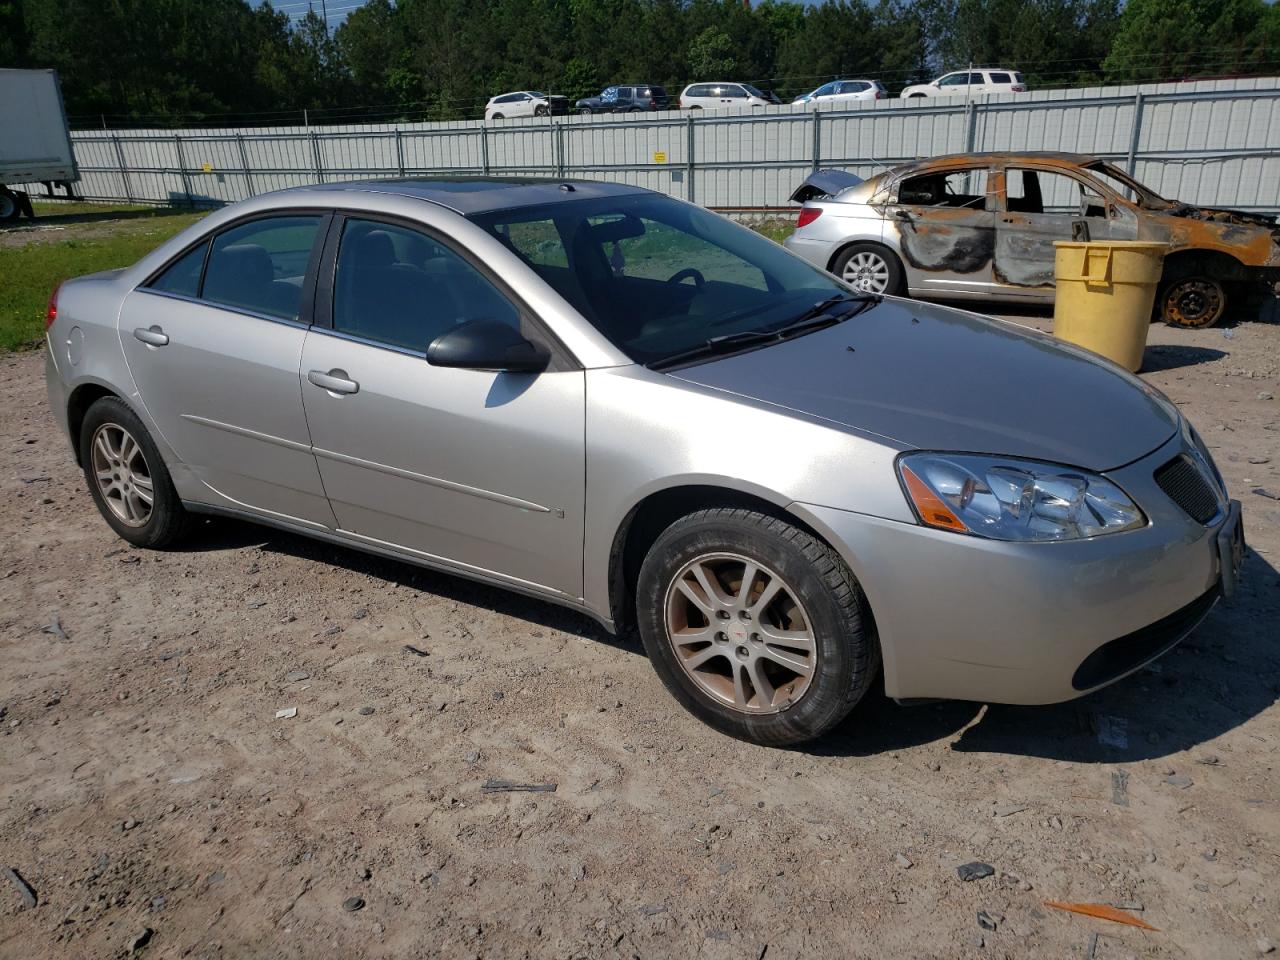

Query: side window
[1007,169,1106,217]
[897,168,990,209]
[149,241,208,298]
[989,72,1012,84]
[814,82,838,97]
[617,87,633,99]
[202,216,320,321]
[838,82,868,94]
[725,85,747,98]
[938,73,965,87]
[333,218,521,353]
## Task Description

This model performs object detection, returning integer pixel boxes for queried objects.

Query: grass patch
[0,209,206,351]
[31,200,170,218]
[748,218,796,244]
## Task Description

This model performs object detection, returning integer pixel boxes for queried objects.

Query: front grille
[1072,586,1219,690]
[1154,455,1219,524]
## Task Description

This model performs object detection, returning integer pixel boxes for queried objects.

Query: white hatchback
[901,69,1026,99]
[793,79,888,107]
[679,82,774,110]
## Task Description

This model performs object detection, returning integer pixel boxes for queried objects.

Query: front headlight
[897,452,1146,542]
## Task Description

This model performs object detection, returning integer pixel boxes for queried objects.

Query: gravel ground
[1,303,1278,960]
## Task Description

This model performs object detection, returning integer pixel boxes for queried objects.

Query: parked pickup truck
[0,68,79,221]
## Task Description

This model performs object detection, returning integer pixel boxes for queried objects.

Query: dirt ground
[2,292,1279,960]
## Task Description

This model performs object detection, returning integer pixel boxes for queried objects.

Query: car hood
[669,298,1179,472]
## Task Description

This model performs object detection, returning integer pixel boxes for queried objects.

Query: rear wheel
[577,106,592,115]
[833,242,903,295]
[79,397,190,548]
[0,187,20,223]
[534,105,549,117]
[1158,275,1227,328]
[636,508,879,746]
[491,112,504,120]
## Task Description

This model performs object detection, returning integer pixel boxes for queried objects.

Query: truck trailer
[1,68,79,221]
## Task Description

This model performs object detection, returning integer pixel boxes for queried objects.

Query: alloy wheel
[90,422,154,527]
[664,553,817,714]
[842,251,891,294]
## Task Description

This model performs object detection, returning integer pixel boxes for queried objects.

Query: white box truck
[1,68,79,222]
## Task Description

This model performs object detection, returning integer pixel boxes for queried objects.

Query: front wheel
[833,242,903,295]
[534,105,549,117]
[1158,275,1227,328]
[636,508,879,746]
[0,187,20,223]
[79,396,191,548]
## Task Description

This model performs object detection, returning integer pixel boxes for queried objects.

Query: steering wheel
[667,268,706,290]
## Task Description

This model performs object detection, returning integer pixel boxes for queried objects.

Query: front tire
[1158,275,1228,328]
[636,508,879,746]
[79,397,190,548]
[534,105,549,117]
[832,242,904,295]
[0,187,20,223]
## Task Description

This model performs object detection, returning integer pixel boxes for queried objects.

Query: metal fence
[31,76,1280,214]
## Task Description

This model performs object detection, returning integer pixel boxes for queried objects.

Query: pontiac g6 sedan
[45,178,1243,745]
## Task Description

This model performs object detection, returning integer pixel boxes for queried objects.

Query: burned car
[786,153,1280,327]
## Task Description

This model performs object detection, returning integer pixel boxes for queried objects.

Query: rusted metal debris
[481,779,558,793]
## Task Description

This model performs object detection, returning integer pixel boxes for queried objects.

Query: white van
[678,82,775,110]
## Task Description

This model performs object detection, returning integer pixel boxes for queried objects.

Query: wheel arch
[606,483,857,637]
[1160,247,1250,284]
[66,381,125,466]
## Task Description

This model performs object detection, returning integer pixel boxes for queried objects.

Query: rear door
[298,214,586,598]
[119,212,335,525]
[882,165,997,295]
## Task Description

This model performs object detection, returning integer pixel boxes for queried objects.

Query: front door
[994,166,1130,293]
[298,216,586,599]
[883,165,997,296]
[119,213,335,526]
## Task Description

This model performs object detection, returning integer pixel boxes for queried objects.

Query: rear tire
[832,242,904,295]
[0,187,20,223]
[1158,275,1228,328]
[491,113,504,120]
[534,105,549,117]
[636,508,879,746]
[79,397,191,548]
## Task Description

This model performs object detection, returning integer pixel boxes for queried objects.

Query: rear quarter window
[148,241,209,298]
[989,72,1012,84]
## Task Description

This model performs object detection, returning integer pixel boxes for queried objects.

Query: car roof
[276,177,651,216]
[892,151,1100,173]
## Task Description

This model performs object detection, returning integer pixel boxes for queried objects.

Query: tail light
[1012,85,1026,92]
[797,208,822,228]
[45,283,62,330]
[678,98,684,109]
[875,90,884,99]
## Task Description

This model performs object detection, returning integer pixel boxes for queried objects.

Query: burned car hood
[670,299,1179,472]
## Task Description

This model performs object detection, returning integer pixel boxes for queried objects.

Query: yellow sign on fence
[201,162,213,173]
[652,151,667,164]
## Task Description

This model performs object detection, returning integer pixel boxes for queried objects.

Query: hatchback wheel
[80,397,190,548]
[636,508,879,746]
[1159,276,1227,328]
[833,243,902,295]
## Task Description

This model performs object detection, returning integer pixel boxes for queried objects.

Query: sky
[263,0,368,28]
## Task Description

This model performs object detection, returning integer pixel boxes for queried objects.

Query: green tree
[687,26,737,79]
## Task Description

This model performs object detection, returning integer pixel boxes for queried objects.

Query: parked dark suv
[574,84,670,114]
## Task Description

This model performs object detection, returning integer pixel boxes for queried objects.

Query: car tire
[534,105,549,117]
[1157,275,1228,328]
[491,113,504,120]
[906,93,926,99]
[832,242,904,295]
[636,507,879,746]
[577,106,592,115]
[79,396,191,549]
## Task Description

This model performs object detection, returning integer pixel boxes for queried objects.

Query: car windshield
[1084,161,1173,209]
[742,84,768,99]
[528,91,546,98]
[469,194,854,367]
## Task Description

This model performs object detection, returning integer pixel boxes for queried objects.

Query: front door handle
[133,325,169,347]
[307,369,359,395]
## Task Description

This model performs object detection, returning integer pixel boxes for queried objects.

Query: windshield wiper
[648,293,881,371]
[647,329,782,370]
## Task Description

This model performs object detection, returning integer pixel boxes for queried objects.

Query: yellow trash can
[1052,240,1168,372]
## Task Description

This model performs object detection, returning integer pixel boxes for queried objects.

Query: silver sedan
[44,178,1243,745]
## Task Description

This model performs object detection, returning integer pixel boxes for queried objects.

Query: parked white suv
[679,82,774,110]
[793,79,888,107]
[901,69,1026,99]
[484,91,568,120]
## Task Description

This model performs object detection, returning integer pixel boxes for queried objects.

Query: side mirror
[427,319,550,373]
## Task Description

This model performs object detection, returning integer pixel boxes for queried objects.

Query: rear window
[1014,73,1025,84]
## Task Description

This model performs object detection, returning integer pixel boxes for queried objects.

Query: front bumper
[792,432,1232,704]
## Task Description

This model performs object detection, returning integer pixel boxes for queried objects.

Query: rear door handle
[307,369,359,395]
[133,325,169,347]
